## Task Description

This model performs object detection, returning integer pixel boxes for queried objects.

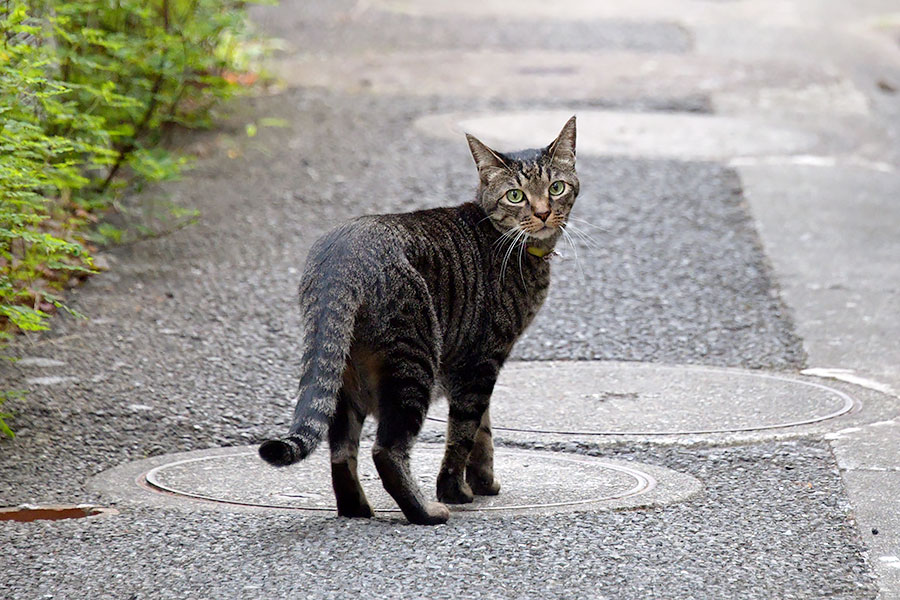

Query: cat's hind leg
[328,389,373,518]
[372,356,449,525]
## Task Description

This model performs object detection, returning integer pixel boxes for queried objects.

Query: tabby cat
[260,117,578,525]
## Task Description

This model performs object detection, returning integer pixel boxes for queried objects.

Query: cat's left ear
[547,115,576,169]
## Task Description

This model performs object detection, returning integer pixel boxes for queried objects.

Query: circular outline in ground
[427,368,857,436]
[144,447,654,513]
[88,444,703,517]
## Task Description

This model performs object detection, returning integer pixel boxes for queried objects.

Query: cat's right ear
[547,115,576,169]
[466,134,509,183]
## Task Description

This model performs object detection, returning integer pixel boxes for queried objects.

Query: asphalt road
[3,443,875,599]
[2,0,898,598]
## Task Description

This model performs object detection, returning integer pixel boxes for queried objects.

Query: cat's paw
[336,501,375,519]
[407,501,451,526]
[436,473,475,504]
[467,471,501,496]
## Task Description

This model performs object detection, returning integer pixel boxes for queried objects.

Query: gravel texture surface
[0,0,874,598]
[253,8,692,54]
[0,87,802,502]
[2,442,876,600]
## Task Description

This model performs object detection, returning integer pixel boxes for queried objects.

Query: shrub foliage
[0,0,265,435]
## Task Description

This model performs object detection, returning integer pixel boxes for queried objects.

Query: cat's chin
[528,227,558,240]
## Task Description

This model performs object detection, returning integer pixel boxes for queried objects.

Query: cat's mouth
[528,225,557,239]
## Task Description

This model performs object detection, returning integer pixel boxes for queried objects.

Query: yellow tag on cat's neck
[526,246,550,258]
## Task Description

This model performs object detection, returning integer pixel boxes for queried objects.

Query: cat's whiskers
[505,230,529,281]
[500,229,528,284]
[492,226,522,258]
[567,230,601,252]
[498,232,517,283]
[547,214,562,229]
[560,225,587,283]
[492,226,519,258]
[477,214,498,228]
[569,217,609,233]
[516,235,528,289]
[564,222,604,251]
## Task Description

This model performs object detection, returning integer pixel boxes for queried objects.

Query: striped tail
[259,254,363,467]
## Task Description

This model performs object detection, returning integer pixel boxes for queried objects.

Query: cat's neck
[462,202,560,259]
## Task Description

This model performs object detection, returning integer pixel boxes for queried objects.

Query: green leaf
[1,0,269,341]
[259,118,289,128]
[0,413,14,439]
[0,305,50,331]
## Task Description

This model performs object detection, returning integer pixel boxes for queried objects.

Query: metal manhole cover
[142,444,665,515]
[414,110,819,161]
[426,363,857,437]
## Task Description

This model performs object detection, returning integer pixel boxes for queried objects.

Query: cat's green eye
[506,189,525,203]
[549,181,566,196]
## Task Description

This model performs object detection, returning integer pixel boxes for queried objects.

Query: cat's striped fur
[260,117,578,524]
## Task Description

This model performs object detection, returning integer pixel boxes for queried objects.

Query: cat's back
[300,204,482,310]
[305,203,482,272]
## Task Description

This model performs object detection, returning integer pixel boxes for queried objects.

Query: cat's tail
[259,230,365,467]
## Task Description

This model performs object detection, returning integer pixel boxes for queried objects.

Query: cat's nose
[534,210,551,222]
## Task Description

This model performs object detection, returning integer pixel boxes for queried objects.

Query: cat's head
[467,116,578,243]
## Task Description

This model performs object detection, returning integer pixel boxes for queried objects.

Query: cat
[260,117,578,525]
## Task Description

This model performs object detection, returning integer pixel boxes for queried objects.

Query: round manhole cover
[427,363,856,437]
[414,110,819,161]
[142,444,671,515]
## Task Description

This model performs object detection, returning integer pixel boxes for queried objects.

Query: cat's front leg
[437,364,498,504]
[465,409,501,496]
[436,405,480,504]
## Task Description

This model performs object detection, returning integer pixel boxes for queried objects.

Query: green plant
[1,0,267,336]
[0,390,22,438]
[1,0,270,435]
